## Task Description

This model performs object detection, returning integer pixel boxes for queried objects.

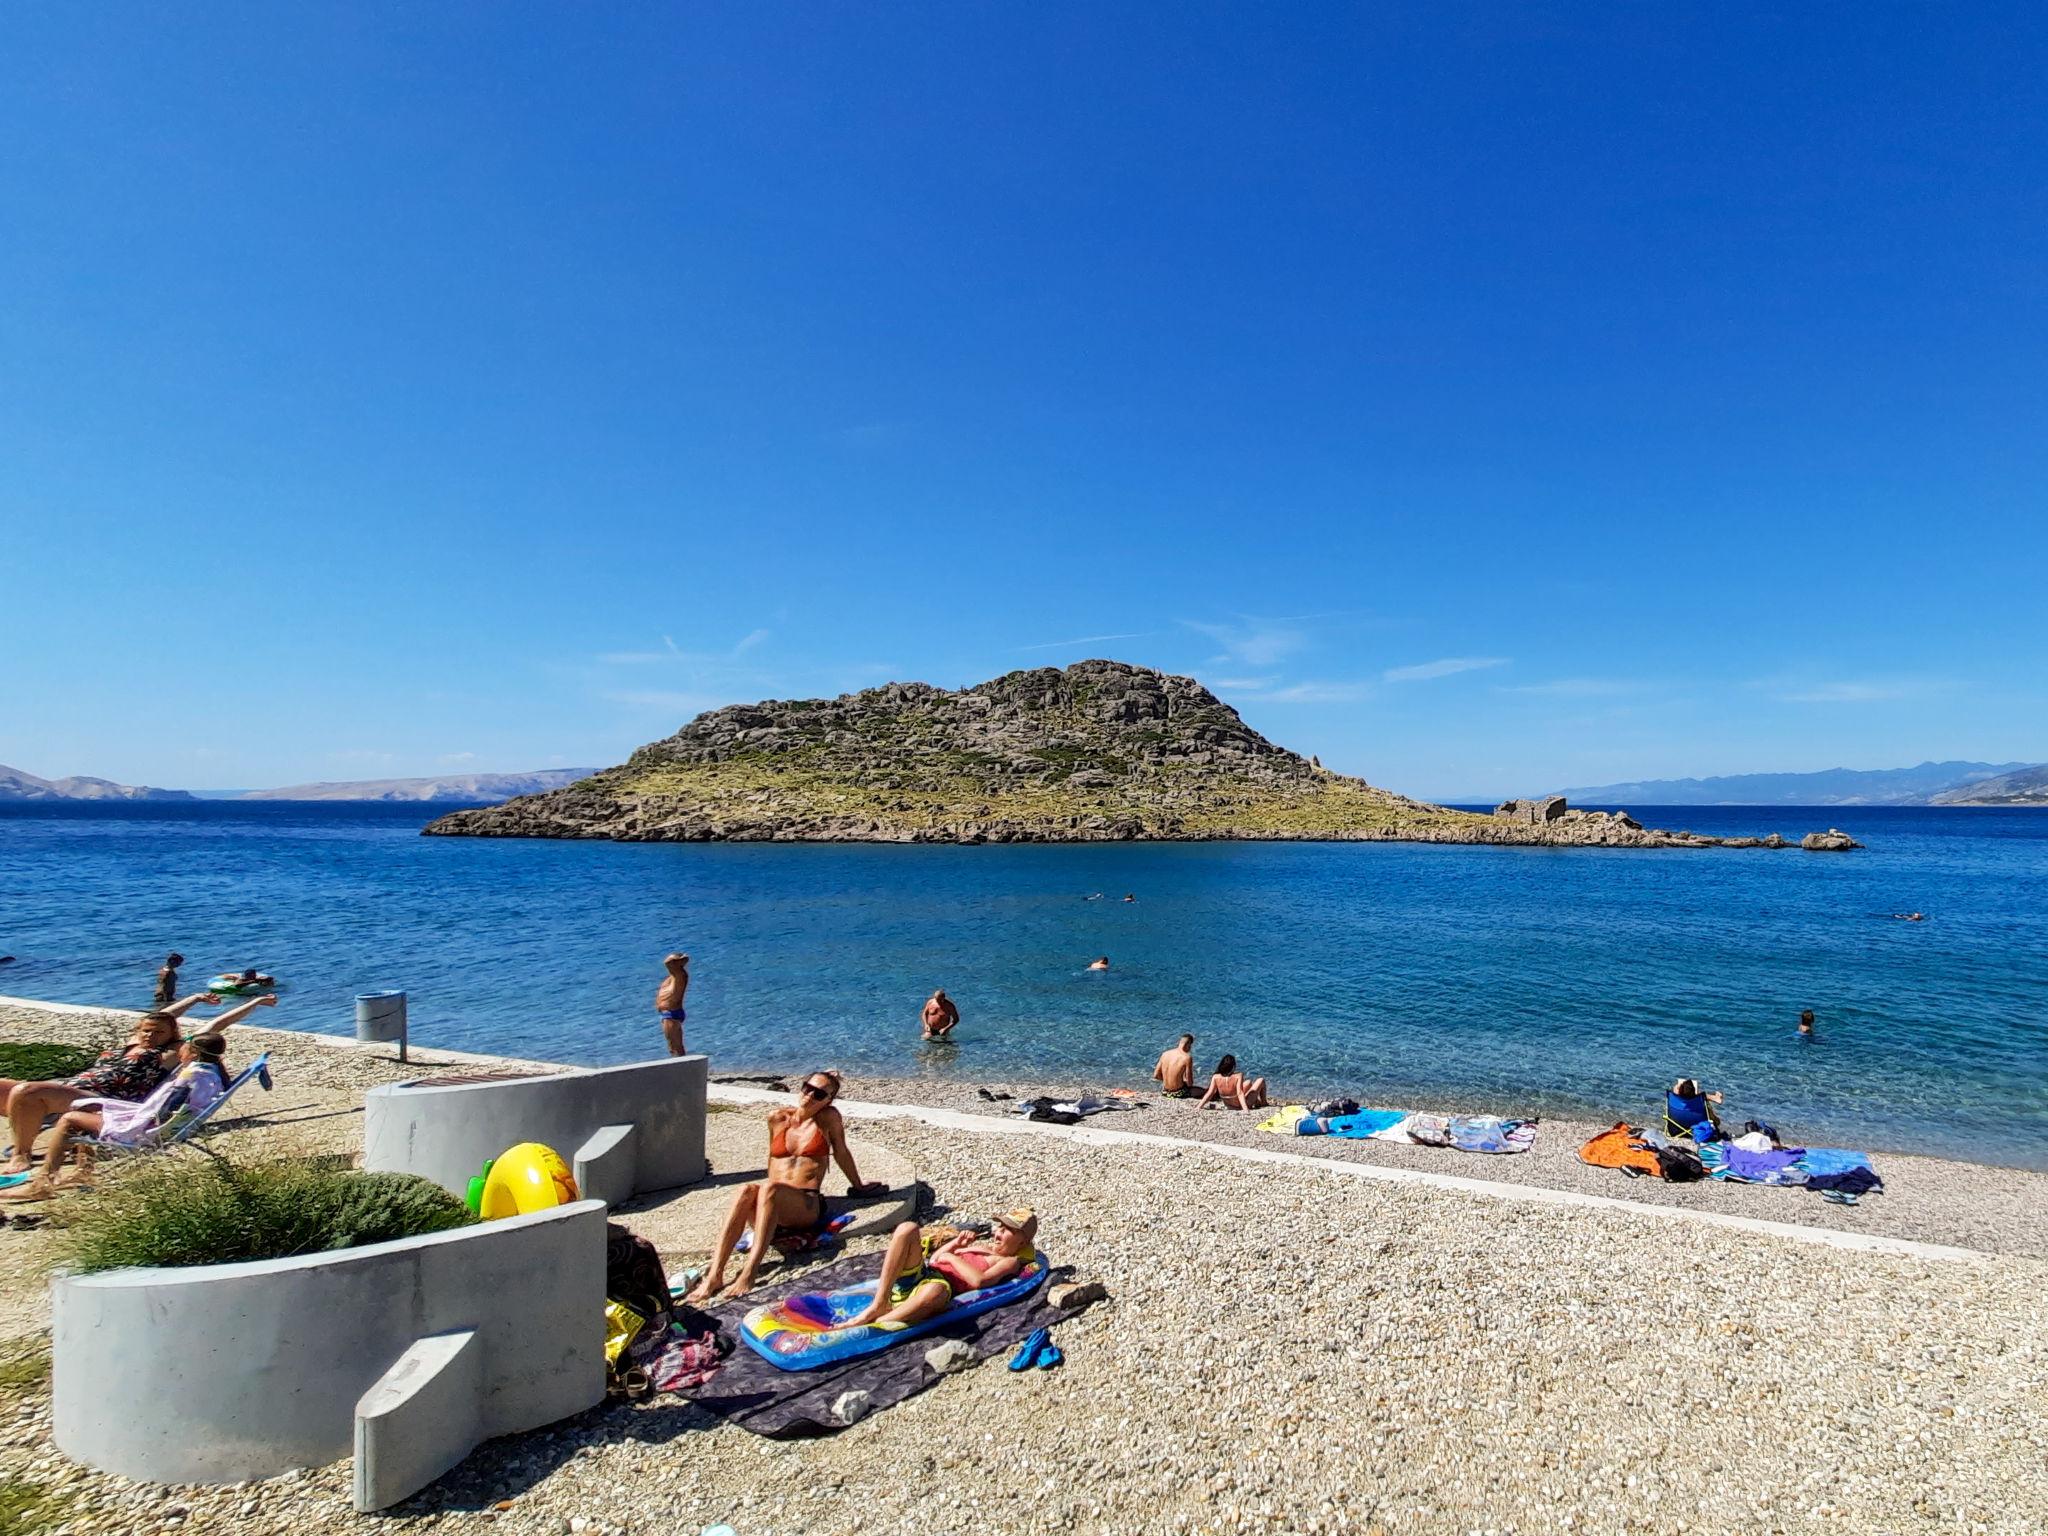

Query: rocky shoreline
[426,661,1859,851]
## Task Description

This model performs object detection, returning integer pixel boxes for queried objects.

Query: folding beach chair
[81,1052,275,1157]
[1663,1081,1722,1142]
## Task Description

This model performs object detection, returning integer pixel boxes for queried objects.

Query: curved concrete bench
[53,1200,606,1511]
[364,1054,708,1205]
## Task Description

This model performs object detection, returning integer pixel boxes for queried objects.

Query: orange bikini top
[771,1111,829,1161]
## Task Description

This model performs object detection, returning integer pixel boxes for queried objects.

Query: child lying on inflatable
[845,1208,1039,1328]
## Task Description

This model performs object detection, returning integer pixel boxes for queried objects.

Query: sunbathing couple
[1152,1034,1269,1110]
[0,992,276,1199]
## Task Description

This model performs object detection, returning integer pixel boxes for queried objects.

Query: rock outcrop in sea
[424,661,1854,850]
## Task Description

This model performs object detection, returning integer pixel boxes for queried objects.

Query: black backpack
[1656,1145,1707,1182]
[605,1221,673,1323]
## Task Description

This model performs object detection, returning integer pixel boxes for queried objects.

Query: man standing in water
[921,988,960,1040]
[1153,1033,1197,1097]
[655,953,690,1056]
[153,952,184,1009]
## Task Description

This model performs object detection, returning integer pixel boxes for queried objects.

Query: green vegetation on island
[426,660,1814,849]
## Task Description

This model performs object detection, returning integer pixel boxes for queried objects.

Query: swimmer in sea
[921,988,960,1040]
[1798,1009,1816,1038]
[1123,893,1136,903]
[1088,956,1110,971]
[656,952,690,1056]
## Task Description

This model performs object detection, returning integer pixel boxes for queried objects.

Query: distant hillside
[1553,761,2033,807]
[243,769,598,803]
[0,764,193,803]
[425,660,1830,851]
[1931,765,2048,807]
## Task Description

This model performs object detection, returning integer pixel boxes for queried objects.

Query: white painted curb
[708,1086,1987,1266]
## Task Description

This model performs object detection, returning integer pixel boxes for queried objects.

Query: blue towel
[1794,1147,1875,1178]
[1316,1109,1413,1139]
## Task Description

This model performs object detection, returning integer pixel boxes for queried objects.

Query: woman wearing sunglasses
[687,1070,886,1302]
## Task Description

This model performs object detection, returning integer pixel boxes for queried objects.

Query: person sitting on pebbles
[1196,1053,1269,1111]
[687,1070,887,1303]
[846,1208,1039,1328]
[1152,1033,1198,1098]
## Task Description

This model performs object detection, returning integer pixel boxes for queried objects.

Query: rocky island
[425,661,1858,850]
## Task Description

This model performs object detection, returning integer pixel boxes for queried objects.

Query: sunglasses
[802,1083,835,1100]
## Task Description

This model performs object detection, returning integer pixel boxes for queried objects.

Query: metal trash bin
[354,990,409,1063]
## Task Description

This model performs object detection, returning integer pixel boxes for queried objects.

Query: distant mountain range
[1,764,594,805]
[240,769,599,803]
[1931,764,2048,806]
[0,764,193,802]
[1553,760,2043,807]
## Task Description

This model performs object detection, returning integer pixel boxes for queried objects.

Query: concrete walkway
[708,1084,1988,1265]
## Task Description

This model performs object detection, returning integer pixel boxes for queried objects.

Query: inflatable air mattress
[740,1255,1048,1372]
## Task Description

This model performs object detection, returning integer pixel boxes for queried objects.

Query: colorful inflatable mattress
[739,1255,1049,1372]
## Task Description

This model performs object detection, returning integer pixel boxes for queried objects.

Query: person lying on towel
[846,1208,1039,1328]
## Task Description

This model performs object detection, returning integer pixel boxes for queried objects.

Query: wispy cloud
[438,751,478,765]
[1382,656,1508,683]
[1209,676,1280,692]
[1181,617,1310,668]
[1264,680,1375,704]
[1752,673,1955,705]
[1499,677,1645,698]
[603,689,725,715]
[1212,675,1372,704]
[1015,631,1152,654]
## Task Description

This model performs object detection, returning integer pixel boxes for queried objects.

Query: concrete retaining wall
[363,1054,708,1203]
[52,1199,608,1507]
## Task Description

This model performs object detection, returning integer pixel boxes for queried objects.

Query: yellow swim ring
[478,1142,578,1218]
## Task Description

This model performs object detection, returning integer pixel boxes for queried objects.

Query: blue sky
[3,5,2044,799]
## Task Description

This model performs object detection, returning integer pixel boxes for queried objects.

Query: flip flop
[0,1172,34,1191]
[1008,1327,1050,1371]
[1036,1344,1064,1370]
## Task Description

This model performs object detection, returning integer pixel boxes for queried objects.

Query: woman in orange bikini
[687,1070,885,1302]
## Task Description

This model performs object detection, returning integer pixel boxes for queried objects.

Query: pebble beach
[2,1001,2045,1534]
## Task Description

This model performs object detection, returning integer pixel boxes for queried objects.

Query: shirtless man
[1152,1033,1197,1098]
[921,988,960,1040]
[655,953,690,1056]
[687,1070,886,1302]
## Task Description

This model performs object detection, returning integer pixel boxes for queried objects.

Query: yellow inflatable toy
[474,1142,578,1219]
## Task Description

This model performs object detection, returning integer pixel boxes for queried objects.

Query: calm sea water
[1,802,2043,1166]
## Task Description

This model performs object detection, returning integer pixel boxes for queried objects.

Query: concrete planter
[53,1199,607,1511]
[364,1054,708,1206]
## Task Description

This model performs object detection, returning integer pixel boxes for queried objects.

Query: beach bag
[1656,1145,1707,1182]
[1308,1097,1360,1119]
[606,1222,673,1323]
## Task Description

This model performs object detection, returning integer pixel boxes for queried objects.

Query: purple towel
[1723,1144,1807,1183]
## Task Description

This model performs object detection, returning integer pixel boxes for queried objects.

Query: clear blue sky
[4,5,2044,799]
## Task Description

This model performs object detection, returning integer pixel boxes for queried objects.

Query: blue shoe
[0,1172,32,1191]
[1008,1327,1049,1371]
[1036,1344,1064,1370]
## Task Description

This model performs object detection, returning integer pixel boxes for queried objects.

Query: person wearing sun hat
[847,1206,1040,1328]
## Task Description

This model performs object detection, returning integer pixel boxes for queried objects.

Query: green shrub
[0,1044,98,1082]
[59,1155,474,1275]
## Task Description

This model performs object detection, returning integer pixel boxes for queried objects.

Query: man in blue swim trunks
[656,952,690,1056]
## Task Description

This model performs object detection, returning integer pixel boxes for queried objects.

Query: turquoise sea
[1,801,2043,1167]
